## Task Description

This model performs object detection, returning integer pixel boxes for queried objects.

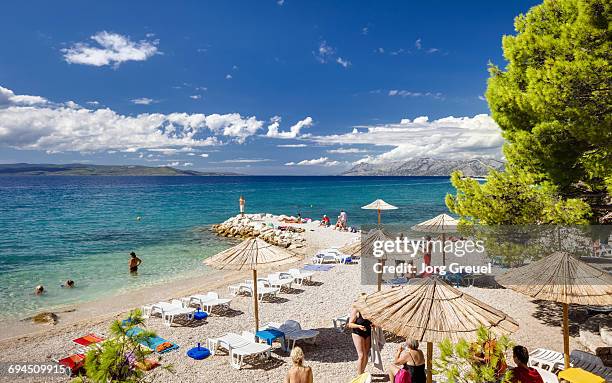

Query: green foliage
[449,0,611,224]
[446,169,591,225]
[434,326,514,383]
[72,309,172,383]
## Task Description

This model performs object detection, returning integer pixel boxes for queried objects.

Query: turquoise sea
[0,176,454,319]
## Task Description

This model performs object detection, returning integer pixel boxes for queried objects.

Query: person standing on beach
[347,294,372,375]
[340,209,347,229]
[129,252,142,274]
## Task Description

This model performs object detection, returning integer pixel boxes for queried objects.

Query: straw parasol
[361,198,398,225]
[496,251,612,369]
[341,228,395,291]
[411,213,458,266]
[354,277,518,383]
[204,237,303,331]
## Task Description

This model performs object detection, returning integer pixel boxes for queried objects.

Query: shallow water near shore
[0,175,454,319]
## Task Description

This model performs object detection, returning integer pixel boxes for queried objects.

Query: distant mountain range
[342,157,505,176]
[0,163,240,176]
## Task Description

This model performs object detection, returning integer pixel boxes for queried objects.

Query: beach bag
[395,368,411,383]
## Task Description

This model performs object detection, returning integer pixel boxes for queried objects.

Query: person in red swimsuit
[510,346,543,383]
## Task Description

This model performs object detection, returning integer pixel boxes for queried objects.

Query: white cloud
[327,147,368,154]
[415,38,422,50]
[336,57,351,68]
[0,85,264,153]
[190,95,202,100]
[131,97,156,105]
[86,101,100,106]
[166,161,180,167]
[225,74,233,80]
[307,114,504,164]
[388,90,443,99]
[376,47,385,54]
[285,157,340,166]
[277,144,307,148]
[314,41,335,63]
[478,95,486,101]
[277,0,285,5]
[183,162,193,166]
[362,27,369,35]
[62,31,159,67]
[266,116,313,139]
[0,86,47,106]
[200,153,209,158]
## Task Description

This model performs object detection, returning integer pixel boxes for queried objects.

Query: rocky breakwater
[211,213,306,249]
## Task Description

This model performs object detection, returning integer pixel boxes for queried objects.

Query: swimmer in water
[129,252,142,274]
[62,280,75,288]
[35,285,44,295]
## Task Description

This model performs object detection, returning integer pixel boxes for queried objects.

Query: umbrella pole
[563,303,570,369]
[377,209,381,226]
[253,269,259,332]
[377,259,384,291]
[426,341,433,383]
[442,232,446,266]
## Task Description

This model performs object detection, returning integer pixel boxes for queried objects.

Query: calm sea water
[0,176,454,319]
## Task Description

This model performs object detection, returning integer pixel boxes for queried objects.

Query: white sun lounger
[263,273,294,291]
[228,282,280,301]
[265,320,319,350]
[284,268,314,286]
[332,315,350,332]
[143,300,196,327]
[208,331,271,369]
[533,367,559,383]
[313,248,352,264]
[528,348,566,372]
[187,292,232,313]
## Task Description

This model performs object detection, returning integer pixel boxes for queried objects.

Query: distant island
[0,163,241,176]
[342,157,505,176]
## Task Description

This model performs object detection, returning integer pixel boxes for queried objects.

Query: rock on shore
[211,213,307,249]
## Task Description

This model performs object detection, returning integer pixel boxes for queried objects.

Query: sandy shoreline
[0,215,588,382]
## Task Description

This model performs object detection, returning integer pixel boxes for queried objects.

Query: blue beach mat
[303,264,335,271]
[126,327,179,354]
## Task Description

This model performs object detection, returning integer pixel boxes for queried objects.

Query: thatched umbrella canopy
[204,237,303,330]
[341,228,395,291]
[411,213,458,266]
[497,251,612,369]
[361,199,398,225]
[354,277,518,383]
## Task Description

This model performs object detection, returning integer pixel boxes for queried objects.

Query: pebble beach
[0,214,588,383]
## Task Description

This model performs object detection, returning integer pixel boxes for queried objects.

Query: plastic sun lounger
[528,348,566,372]
[228,283,280,301]
[72,333,105,348]
[570,350,612,381]
[145,300,196,327]
[188,292,232,313]
[264,273,294,291]
[333,315,350,332]
[266,320,319,350]
[54,353,86,376]
[285,268,314,286]
[208,332,271,369]
[533,367,559,383]
[126,327,179,354]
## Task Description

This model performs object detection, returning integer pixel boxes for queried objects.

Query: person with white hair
[284,346,313,383]
[387,339,426,383]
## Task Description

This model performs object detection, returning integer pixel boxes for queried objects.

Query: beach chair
[333,315,349,332]
[228,282,280,301]
[187,292,232,313]
[265,320,319,350]
[595,244,612,258]
[569,350,612,381]
[145,300,196,327]
[72,333,105,349]
[285,268,314,286]
[53,353,86,377]
[315,248,352,264]
[207,332,271,369]
[312,252,337,264]
[529,348,566,372]
[264,272,294,291]
[533,367,559,383]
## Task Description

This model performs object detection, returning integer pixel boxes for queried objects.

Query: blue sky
[0,0,541,174]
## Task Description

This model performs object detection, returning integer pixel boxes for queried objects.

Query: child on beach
[284,346,313,383]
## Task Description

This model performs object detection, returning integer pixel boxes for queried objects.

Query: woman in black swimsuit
[347,295,372,375]
[387,339,426,383]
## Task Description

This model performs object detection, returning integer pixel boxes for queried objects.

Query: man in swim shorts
[129,252,142,274]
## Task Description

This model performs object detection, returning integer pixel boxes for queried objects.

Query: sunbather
[347,293,372,375]
[387,339,426,383]
[510,346,544,383]
[284,346,313,383]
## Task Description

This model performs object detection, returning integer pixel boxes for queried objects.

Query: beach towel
[370,326,386,371]
[303,264,334,271]
[57,353,85,373]
[349,373,371,383]
[73,333,104,347]
[126,327,179,354]
[394,368,411,383]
